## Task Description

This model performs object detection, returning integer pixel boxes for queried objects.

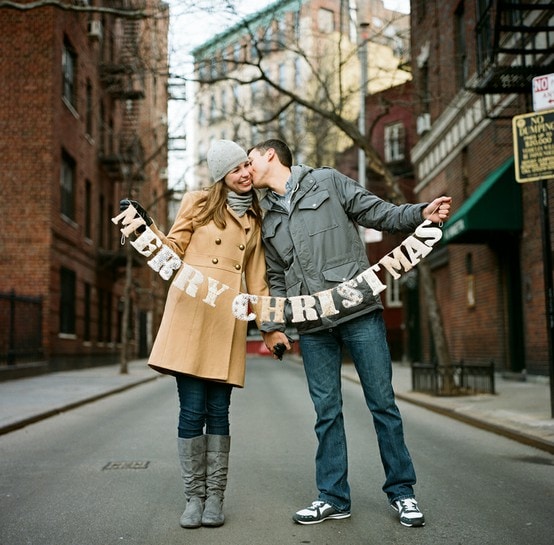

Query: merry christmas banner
[112,204,443,324]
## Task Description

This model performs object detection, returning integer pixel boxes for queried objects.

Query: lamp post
[358,22,369,189]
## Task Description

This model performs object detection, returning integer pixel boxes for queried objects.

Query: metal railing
[412,360,496,395]
[0,291,43,365]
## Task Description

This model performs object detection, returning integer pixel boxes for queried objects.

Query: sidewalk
[0,357,553,454]
[342,361,554,454]
[0,359,157,436]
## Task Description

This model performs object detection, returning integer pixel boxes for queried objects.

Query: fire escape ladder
[472,0,554,94]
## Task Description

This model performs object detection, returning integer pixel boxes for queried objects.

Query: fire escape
[98,10,146,270]
[473,0,554,94]
[99,14,146,185]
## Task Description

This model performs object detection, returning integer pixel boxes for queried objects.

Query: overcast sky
[166,0,410,189]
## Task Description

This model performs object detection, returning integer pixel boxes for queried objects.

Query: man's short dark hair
[249,139,293,168]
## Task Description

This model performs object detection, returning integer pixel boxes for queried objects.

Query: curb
[0,375,158,437]
[393,391,554,455]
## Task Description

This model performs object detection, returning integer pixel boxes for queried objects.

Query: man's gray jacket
[260,164,427,334]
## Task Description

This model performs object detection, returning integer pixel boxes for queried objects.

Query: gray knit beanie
[207,140,248,182]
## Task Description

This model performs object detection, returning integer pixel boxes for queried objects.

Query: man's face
[247,148,269,188]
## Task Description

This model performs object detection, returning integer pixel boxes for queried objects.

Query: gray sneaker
[293,500,351,525]
[392,498,425,527]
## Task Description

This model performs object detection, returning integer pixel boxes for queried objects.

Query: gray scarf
[227,191,253,217]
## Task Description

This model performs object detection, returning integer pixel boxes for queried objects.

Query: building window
[85,180,92,239]
[386,275,402,308]
[318,8,334,33]
[384,123,405,163]
[98,288,105,342]
[416,0,426,22]
[98,194,105,248]
[60,267,76,335]
[210,94,217,120]
[198,102,205,125]
[85,80,93,136]
[84,282,91,342]
[99,102,105,154]
[233,43,241,64]
[420,62,430,112]
[60,151,76,220]
[455,2,468,88]
[232,84,240,113]
[106,292,113,343]
[279,63,286,87]
[220,88,227,115]
[62,40,77,108]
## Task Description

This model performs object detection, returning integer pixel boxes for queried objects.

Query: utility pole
[358,22,369,189]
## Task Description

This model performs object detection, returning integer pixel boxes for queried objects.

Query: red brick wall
[410,0,553,376]
[0,5,168,365]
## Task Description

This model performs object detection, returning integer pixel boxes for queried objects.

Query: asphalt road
[1,356,553,545]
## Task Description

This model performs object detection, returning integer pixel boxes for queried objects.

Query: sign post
[514,78,554,416]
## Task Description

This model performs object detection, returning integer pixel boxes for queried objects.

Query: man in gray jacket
[248,139,451,528]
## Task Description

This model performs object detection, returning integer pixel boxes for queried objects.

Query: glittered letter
[290,296,319,323]
[259,297,286,323]
[203,278,230,307]
[173,264,204,297]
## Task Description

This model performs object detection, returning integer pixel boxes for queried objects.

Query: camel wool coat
[147,191,269,387]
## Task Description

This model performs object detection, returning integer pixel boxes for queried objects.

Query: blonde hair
[195,182,263,230]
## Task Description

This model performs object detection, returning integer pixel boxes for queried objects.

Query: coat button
[212,258,219,264]
[215,238,222,244]
[238,244,245,250]
[234,264,241,270]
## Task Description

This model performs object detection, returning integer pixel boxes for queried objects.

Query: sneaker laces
[399,498,418,511]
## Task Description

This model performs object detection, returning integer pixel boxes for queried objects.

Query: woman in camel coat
[147,178,268,388]
[121,140,286,531]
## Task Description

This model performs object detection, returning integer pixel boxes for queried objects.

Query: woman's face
[223,160,253,194]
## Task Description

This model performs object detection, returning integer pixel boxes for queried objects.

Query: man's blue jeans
[298,311,417,511]
[175,374,233,438]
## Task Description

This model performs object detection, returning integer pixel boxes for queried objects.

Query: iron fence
[0,291,43,365]
[411,360,495,395]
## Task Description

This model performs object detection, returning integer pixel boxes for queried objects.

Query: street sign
[533,74,554,112]
[512,109,554,183]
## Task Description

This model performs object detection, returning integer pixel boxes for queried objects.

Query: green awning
[442,158,522,244]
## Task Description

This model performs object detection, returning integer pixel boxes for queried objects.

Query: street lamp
[358,22,369,189]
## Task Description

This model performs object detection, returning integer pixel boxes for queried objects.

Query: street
[1,356,553,545]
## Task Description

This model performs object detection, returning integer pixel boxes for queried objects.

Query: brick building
[409,0,554,377]
[191,0,410,187]
[336,81,419,361]
[0,1,170,375]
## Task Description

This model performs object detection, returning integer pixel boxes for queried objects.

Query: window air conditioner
[88,20,103,41]
[416,113,431,135]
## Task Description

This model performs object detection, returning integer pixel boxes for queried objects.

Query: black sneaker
[293,500,351,525]
[391,498,425,527]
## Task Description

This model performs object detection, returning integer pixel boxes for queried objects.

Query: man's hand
[261,331,292,360]
[423,196,452,224]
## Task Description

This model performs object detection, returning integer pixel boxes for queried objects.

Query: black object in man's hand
[273,343,286,360]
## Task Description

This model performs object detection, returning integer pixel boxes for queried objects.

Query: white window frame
[384,122,405,163]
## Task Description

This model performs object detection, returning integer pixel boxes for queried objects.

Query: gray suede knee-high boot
[177,435,207,528]
[201,434,231,527]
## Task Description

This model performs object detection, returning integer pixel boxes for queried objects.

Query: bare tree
[189,1,454,389]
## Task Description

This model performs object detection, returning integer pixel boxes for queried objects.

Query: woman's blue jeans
[298,311,417,511]
[175,374,233,439]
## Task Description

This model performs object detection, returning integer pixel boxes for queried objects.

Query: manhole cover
[103,461,150,470]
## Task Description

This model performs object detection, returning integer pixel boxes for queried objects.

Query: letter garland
[112,204,443,324]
